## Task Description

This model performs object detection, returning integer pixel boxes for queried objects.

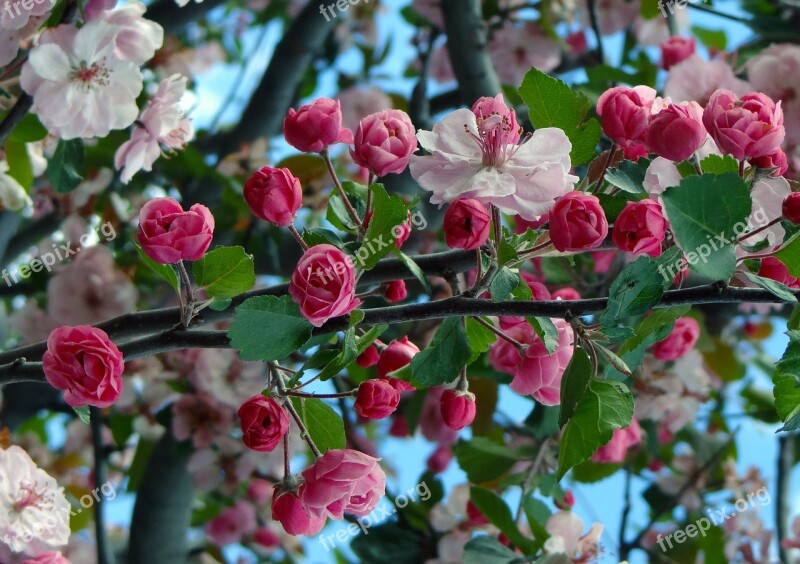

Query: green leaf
[391,247,432,294]
[742,271,797,303]
[593,343,633,377]
[559,348,593,427]
[357,184,408,269]
[691,26,727,51]
[608,306,690,377]
[134,244,179,291]
[469,487,536,554]
[73,406,91,424]
[302,228,345,248]
[453,437,523,483]
[490,267,520,302]
[350,522,424,563]
[316,324,387,382]
[527,317,559,354]
[192,246,255,299]
[47,139,84,193]
[5,140,33,190]
[775,232,800,277]
[774,332,800,432]
[518,67,601,165]
[289,397,346,453]
[556,380,634,480]
[228,296,313,361]
[410,317,472,387]
[8,114,47,143]
[463,537,523,564]
[699,154,738,175]
[599,247,681,326]
[662,173,751,281]
[466,317,497,363]
[604,159,648,194]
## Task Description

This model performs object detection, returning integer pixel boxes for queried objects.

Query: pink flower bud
[356,344,380,367]
[548,192,608,252]
[759,256,800,287]
[784,193,800,224]
[351,109,417,177]
[702,89,785,160]
[660,36,696,70]
[443,198,491,250]
[647,102,706,162]
[42,325,124,408]
[376,336,419,379]
[566,30,588,55]
[283,97,353,153]
[612,200,668,257]
[466,500,489,526]
[554,490,575,510]
[271,486,326,536]
[426,443,453,473]
[243,166,302,227]
[246,479,273,504]
[355,379,400,419]
[238,395,289,452]
[253,527,280,549]
[439,388,476,430]
[389,414,410,437]
[596,86,657,159]
[299,448,386,519]
[288,244,361,327]
[137,197,214,264]
[751,148,789,176]
[591,419,642,463]
[652,317,700,361]
[383,279,407,303]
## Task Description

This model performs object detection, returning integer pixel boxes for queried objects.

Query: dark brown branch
[145,0,229,35]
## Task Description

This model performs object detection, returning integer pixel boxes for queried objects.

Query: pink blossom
[410,102,577,221]
[747,43,800,146]
[419,387,459,445]
[653,317,700,361]
[0,446,71,554]
[283,98,353,154]
[85,0,163,65]
[172,392,234,449]
[661,36,696,70]
[579,0,639,36]
[351,109,417,177]
[21,21,143,139]
[137,197,214,264]
[272,487,326,535]
[426,444,453,473]
[596,85,657,159]
[115,74,194,183]
[703,89,785,160]
[647,101,706,162]
[592,418,643,463]
[299,449,385,520]
[487,23,561,86]
[512,318,574,404]
[204,500,257,546]
[0,0,50,30]
[544,511,603,560]
[664,55,750,105]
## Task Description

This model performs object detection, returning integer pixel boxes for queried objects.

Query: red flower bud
[439,388,476,430]
[354,379,400,419]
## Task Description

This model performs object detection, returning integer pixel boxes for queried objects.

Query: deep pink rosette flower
[238,395,289,452]
[652,317,700,361]
[596,85,657,159]
[137,197,214,264]
[548,192,608,252]
[591,419,642,463]
[511,318,574,405]
[439,389,477,430]
[647,102,706,162]
[272,486,326,536]
[243,166,303,226]
[660,36,695,70]
[443,198,491,250]
[283,97,353,153]
[612,200,668,258]
[702,89,785,159]
[351,109,417,176]
[355,379,400,419]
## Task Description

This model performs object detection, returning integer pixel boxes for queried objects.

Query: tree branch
[441,0,501,106]
[145,0,229,35]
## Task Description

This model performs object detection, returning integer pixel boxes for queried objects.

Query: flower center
[466,113,524,168]
[71,60,111,90]
[12,479,51,513]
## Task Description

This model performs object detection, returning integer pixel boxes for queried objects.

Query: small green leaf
[453,437,524,483]
[742,271,797,303]
[410,317,471,387]
[773,331,800,432]
[490,267,520,302]
[228,295,313,361]
[192,246,255,299]
[518,67,601,165]
[391,247,432,294]
[556,380,634,480]
[527,317,559,354]
[662,172,751,281]
[5,140,33,190]
[604,159,648,194]
[47,139,84,193]
[699,154,738,174]
[775,232,800,278]
[558,348,593,428]
[8,114,47,143]
[134,244,179,291]
[289,397,346,453]
[73,406,91,424]
[463,537,522,564]
[469,487,536,554]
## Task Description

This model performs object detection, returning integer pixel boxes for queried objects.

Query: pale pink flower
[747,176,790,250]
[115,74,194,183]
[747,43,800,146]
[85,0,163,65]
[0,446,71,555]
[664,54,750,106]
[204,500,257,546]
[21,21,143,139]
[544,511,603,560]
[410,105,577,220]
[488,23,561,86]
[0,27,22,66]
[633,8,688,46]
[46,246,138,327]
[171,392,235,449]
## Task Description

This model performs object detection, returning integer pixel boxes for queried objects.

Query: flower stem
[288,224,309,251]
[176,260,194,328]
[272,363,322,458]
[321,148,364,234]
[283,433,290,479]
[736,217,781,244]
[472,316,526,354]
